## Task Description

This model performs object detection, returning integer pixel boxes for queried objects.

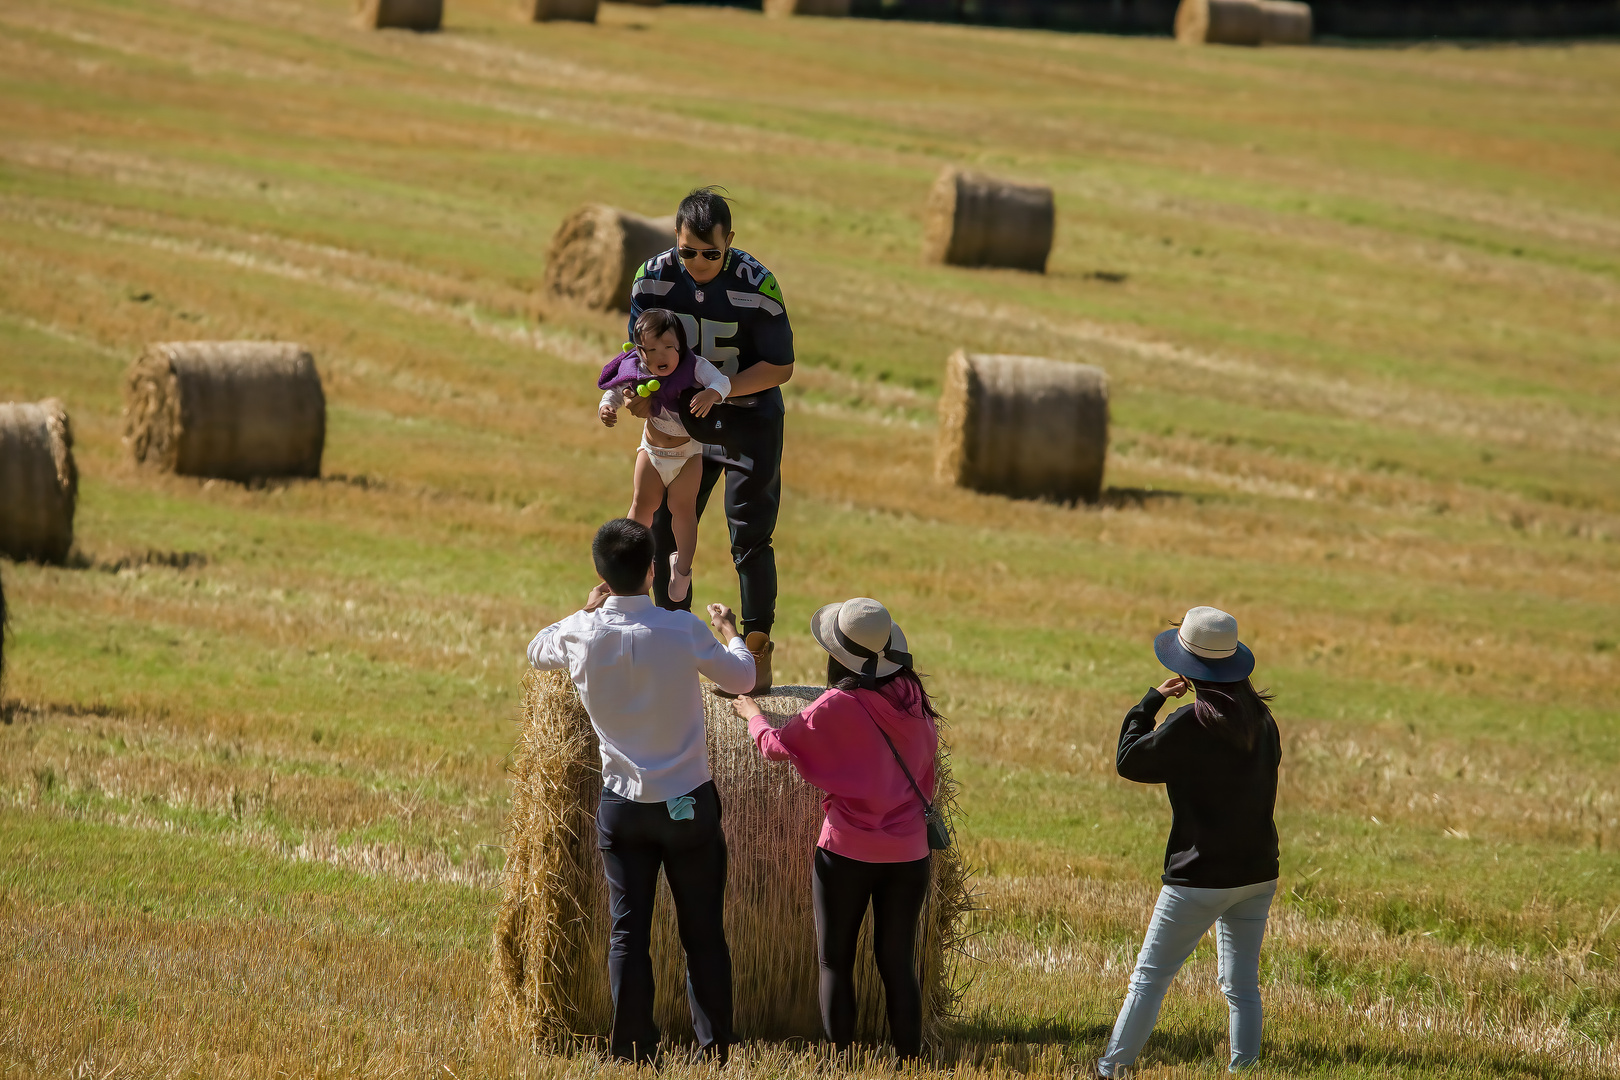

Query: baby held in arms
[598,308,729,603]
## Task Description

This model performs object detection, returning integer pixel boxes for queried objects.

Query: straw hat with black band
[810,597,912,689]
[1153,606,1255,683]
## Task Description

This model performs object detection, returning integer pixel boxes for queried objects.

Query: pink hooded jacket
[748,680,938,863]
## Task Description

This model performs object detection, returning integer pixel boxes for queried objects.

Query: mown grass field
[2,1,1619,1076]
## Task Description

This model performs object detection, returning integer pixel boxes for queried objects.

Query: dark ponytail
[828,656,943,722]
[1189,678,1274,753]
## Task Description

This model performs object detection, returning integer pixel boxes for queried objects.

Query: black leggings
[812,847,932,1060]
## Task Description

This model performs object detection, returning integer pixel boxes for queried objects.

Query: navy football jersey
[628,247,794,415]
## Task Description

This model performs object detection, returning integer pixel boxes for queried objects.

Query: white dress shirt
[528,593,756,802]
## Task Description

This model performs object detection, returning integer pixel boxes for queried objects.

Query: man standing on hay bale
[627,187,794,696]
[526,518,758,1064]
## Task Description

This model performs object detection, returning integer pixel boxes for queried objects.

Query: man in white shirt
[527,518,755,1063]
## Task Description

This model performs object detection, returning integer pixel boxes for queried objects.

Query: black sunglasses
[678,246,724,262]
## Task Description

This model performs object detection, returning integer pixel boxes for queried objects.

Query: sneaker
[668,552,692,604]
[745,632,774,695]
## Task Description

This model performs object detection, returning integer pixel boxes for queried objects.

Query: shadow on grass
[1,696,160,725]
[1098,487,1183,510]
[948,1014,1109,1046]
[1267,1032,1610,1079]
[64,547,209,573]
[944,1012,1610,1078]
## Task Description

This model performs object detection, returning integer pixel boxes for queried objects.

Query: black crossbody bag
[852,696,951,851]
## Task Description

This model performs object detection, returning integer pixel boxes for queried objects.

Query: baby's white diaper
[639,433,703,486]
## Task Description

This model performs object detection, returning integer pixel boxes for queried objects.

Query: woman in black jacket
[1098,606,1282,1077]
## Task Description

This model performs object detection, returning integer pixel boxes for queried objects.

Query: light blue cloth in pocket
[665,795,696,821]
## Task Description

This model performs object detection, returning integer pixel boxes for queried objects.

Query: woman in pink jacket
[730,597,941,1061]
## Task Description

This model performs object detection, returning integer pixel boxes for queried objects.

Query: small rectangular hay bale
[1175,0,1265,44]
[520,0,601,22]
[486,669,971,1049]
[936,350,1109,505]
[356,0,443,30]
[0,398,77,565]
[124,342,326,482]
[922,167,1054,273]
[764,0,853,16]
[1259,0,1312,43]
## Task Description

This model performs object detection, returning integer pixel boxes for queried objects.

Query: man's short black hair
[593,518,654,595]
[675,187,732,244]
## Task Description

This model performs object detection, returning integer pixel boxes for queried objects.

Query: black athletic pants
[812,847,932,1061]
[596,782,733,1063]
[652,407,782,637]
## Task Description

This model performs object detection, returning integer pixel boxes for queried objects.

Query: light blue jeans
[1098,878,1278,1076]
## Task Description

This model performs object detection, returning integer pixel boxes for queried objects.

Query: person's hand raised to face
[1156,675,1190,699]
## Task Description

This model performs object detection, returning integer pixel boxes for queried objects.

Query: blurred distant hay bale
[764,0,853,16]
[488,668,970,1049]
[922,167,1054,273]
[1175,0,1265,44]
[356,0,443,30]
[0,399,77,565]
[1259,0,1312,43]
[936,350,1109,505]
[542,205,676,312]
[124,342,325,482]
[520,0,601,23]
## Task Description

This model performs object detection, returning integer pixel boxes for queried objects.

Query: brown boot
[745,632,774,696]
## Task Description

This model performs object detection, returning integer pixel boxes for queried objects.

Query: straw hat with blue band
[1153,606,1256,683]
[810,598,912,688]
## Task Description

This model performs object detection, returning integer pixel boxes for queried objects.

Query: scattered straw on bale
[124,342,326,482]
[0,399,77,565]
[519,0,601,24]
[1175,0,1265,44]
[936,350,1110,505]
[764,0,853,16]
[1259,0,1312,43]
[922,167,1054,273]
[355,0,443,30]
[542,205,676,312]
[488,668,971,1051]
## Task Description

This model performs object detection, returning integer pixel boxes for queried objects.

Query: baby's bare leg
[628,450,666,527]
[667,453,703,576]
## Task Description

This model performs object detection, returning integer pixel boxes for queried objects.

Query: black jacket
[1117,689,1281,889]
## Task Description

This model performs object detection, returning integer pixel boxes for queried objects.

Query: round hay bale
[519,0,601,24]
[123,342,325,482]
[1259,0,1312,43]
[487,668,971,1050]
[922,167,1054,273]
[936,350,1109,505]
[355,0,443,30]
[542,205,676,312]
[764,0,853,16]
[0,399,77,565]
[1175,0,1265,45]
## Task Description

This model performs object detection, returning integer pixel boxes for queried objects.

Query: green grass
[2,0,1620,1076]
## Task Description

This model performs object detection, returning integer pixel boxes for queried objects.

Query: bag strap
[849,691,934,814]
